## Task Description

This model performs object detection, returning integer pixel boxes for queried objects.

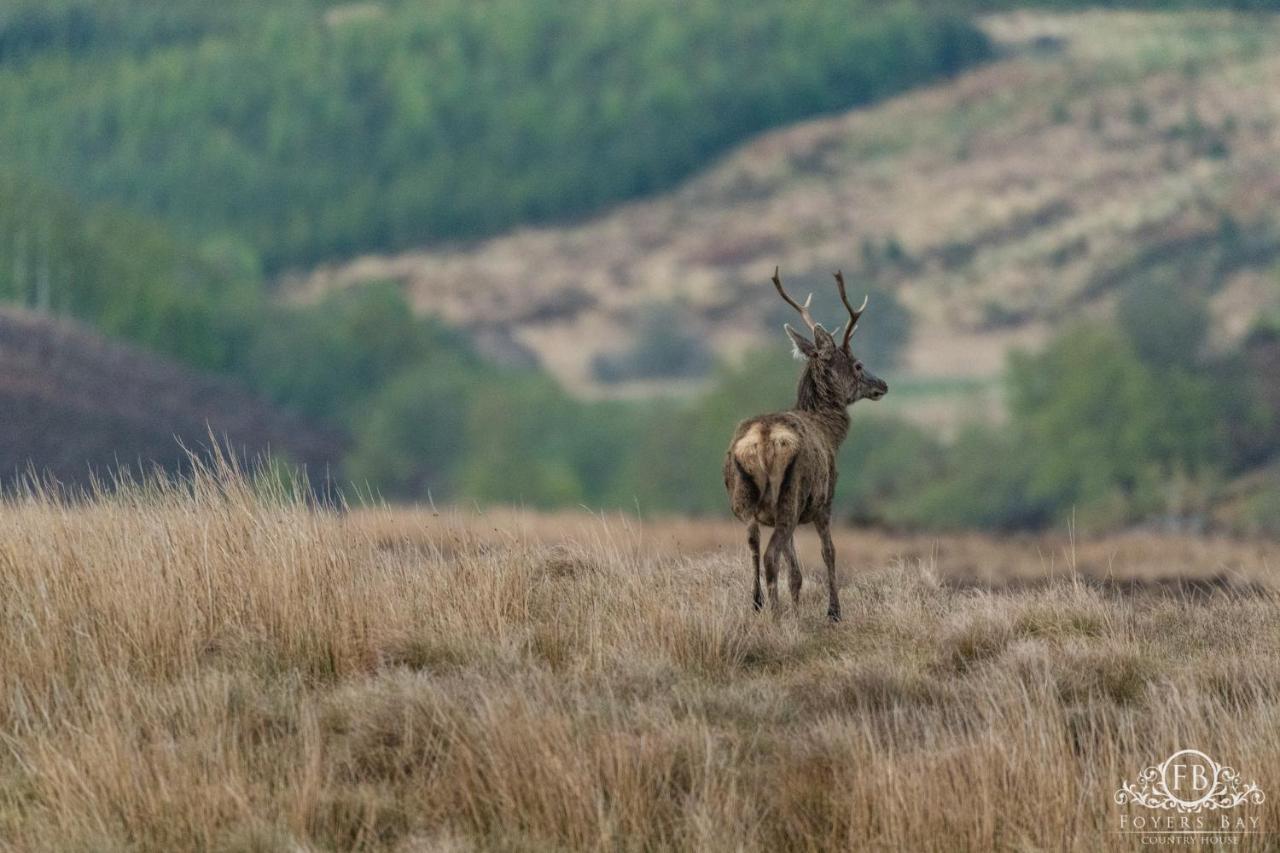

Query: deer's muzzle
[863,373,888,401]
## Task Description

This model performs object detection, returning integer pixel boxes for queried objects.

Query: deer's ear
[785,324,817,359]
[812,324,836,352]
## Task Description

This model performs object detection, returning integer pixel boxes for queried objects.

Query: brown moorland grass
[1,462,1279,851]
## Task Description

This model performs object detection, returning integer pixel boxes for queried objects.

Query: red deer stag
[723,268,887,621]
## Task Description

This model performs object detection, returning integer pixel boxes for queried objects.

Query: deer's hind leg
[763,524,794,613]
[748,522,763,612]
[785,538,802,606]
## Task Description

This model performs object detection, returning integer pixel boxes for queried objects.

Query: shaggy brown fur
[723,270,887,620]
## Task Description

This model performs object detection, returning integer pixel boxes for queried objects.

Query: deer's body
[723,269,886,620]
[726,410,841,527]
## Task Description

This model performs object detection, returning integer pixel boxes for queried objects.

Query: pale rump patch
[733,423,798,509]
[732,423,764,461]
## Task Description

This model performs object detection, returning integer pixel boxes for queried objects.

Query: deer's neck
[794,367,851,446]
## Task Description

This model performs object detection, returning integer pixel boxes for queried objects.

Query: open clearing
[2,466,1279,850]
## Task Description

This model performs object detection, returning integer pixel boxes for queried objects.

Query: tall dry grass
[1,459,1279,851]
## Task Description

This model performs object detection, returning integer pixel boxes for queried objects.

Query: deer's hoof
[827,609,842,623]
[752,595,764,612]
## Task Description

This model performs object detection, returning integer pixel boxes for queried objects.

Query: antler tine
[771,266,817,332]
[833,270,868,348]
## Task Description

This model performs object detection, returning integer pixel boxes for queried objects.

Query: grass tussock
[1,460,1279,850]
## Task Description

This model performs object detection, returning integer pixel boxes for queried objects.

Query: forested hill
[0,0,990,270]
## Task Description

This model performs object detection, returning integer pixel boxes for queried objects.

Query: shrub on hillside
[898,325,1231,531]
[889,426,1050,530]
[343,362,475,500]
[242,284,477,427]
[592,303,714,383]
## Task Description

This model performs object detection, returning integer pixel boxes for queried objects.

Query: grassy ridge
[1,461,1278,849]
[0,0,989,269]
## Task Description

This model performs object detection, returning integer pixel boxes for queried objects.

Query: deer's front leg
[814,515,840,622]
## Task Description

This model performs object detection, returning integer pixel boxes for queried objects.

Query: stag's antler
[833,270,867,348]
[771,266,817,333]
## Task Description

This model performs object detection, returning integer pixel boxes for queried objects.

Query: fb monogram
[1116,749,1264,813]
[1170,761,1209,796]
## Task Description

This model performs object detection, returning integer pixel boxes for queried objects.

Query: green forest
[2,0,1279,534]
[0,0,988,269]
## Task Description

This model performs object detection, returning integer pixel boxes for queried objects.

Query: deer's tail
[732,423,799,510]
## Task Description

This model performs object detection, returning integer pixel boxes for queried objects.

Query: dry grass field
[2,461,1280,851]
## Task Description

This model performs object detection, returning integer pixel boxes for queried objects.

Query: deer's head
[773,267,888,406]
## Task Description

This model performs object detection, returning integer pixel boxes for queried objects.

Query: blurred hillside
[1,4,1279,532]
[294,12,1280,430]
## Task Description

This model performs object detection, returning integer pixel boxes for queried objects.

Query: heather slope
[0,308,343,483]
